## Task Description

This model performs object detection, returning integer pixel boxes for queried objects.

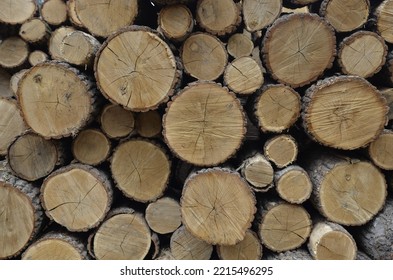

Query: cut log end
[41,0,68,26]
[0,0,36,25]
[158,4,194,42]
[227,33,254,59]
[217,230,262,260]
[136,110,162,138]
[243,0,282,32]
[28,50,49,66]
[19,18,51,45]
[264,135,298,168]
[369,130,393,170]
[0,37,29,70]
[145,197,181,234]
[100,104,135,139]
[241,153,274,191]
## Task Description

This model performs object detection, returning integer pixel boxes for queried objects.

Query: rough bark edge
[263,134,298,168]
[302,75,388,150]
[162,81,246,167]
[66,0,84,28]
[262,13,336,88]
[0,0,37,25]
[338,31,387,78]
[384,51,393,85]
[94,25,182,112]
[48,26,76,61]
[40,163,113,232]
[157,4,194,42]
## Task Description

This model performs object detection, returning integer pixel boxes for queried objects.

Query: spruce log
[368,130,393,170]
[264,134,298,168]
[99,104,135,139]
[376,0,393,44]
[243,0,282,32]
[163,82,245,166]
[240,153,274,192]
[41,0,68,26]
[227,32,254,59]
[302,76,388,150]
[158,4,194,42]
[19,18,51,45]
[262,13,336,88]
[135,110,162,138]
[41,164,113,232]
[0,0,37,25]
[49,26,75,60]
[0,37,29,70]
[145,197,182,234]
[216,230,262,260]
[181,168,256,245]
[28,50,49,66]
[95,26,180,111]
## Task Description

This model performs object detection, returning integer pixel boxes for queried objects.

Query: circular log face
[100,104,135,139]
[316,231,357,260]
[159,4,193,41]
[0,37,29,69]
[377,0,393,43]
[164,82,245,166]
[95,27,178,111]
[22,239,83,260]
[217,230,262,260]
[0,0,36,25]
[369,131,393,170]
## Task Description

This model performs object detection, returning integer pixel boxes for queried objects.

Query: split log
[170,226,213,260]
[41,0,68,26]
[216,230,262,260]
[90,208,151,260]
[22,232,89,260]
[368,130,393,170]
[239,153,274,192]
[181,168,256,245]
[0,0,37,25]
[49,26,75,60]
[135,110,162,138]
[376,0,393,44]
[242,0,282,32]
[264,134,298,168]
[181,33,227,81]
[95,26,180,111]
[158,4,194,42]
[72,129,111,166]
[262,13,336,88]
[163,82,245,166]
[227,32,254,59]
[110,139,171,202]
[17,61,97,139]
[0,69,13,98]
[266,249,313,260]
[28,50,48,66]
[0,37,29,70]
[19,18,51,45]
[145,197,181,234]
[338,31,387,78]
[254,84,301,133]
[304,152,387,226]
[41,164,113,232]
[302,76,388,150]
[308,221,357,260]
[99,104,135,139]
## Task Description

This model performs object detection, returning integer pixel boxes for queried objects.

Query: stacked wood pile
[1,0,393,260]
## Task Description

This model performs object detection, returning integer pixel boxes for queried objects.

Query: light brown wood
[8,132,60,181]
[216,230,262,260]
[158,4,194,42]
[240,153,274,192]
[181,168,256,245]
[91,208,151,260]
[28,50,49,66]
[163,82,245,166]
[0,172,43,259]
[302,76,388,150]
[170,226,213,260]
[0,37,29,70]
[41,0,68,26]
[19,18,51,45]
[22,232,88,260]
[181,33,227,81]
[275,165,312,204]
[49,26,75,60]
[10,69,28,96]
[254,84,301,133]
[75,0,139,37]
[308,221,357,260]
[67,0,84,27]
[263,13,336,88]
[377,0,393,44]
[41,164,113,232]
[145,197,181,234]
[338,31,387,78]
[18,61,97,139]
[304,153,387,226]
[282,6,310,14]
[380,88,393,121]
[100,104,135,139]
[227,33,254,59]
[0,0,36,25]
[243,0,282,32]
[0,69,13,98]
[111,139,171,202]
[72,129,111,166]
[136,110,162,138]
[259,202,312,252]
[264,134,298,168]
[368,129,393,170]
[0,98,27,155]
[224,56,264,95]
[95,26,179,111]
[196,0,241,36]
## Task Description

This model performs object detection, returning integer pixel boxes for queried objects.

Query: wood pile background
[1,0,393,260]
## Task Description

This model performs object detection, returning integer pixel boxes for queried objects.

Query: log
[41,164,113,232]
[22,232,89,260]
[302,76,388,150]
[49,26,75,60]
[170,225,213,260]
[19,18,51,45]
[223,56,264,95]
[74,0,139,37]
[266,249,313,260]
[95,26,180,111]
[72,129,111,166]
[17,61,97,139]
[304,152,387,226]
[28,50,49,66]
[10,69,28,96]
[158,4,194,42]
[264,134,298,168]
[66,0,84,28]
[308,221,357,260]
[368,129,393,170]
[41,0,68,26]
[99,104,135,139]
[216,230,262,260]
[0,171,43,259]
[239,153,274,192]
[7,132,61,181]
[0,0,37,25]
[274,165,312,204]
[262,13,336,88]
[242,0,282,32]
[254,84,301,133]
[163,82,245,166]
[380,88,393,121]
[135,110,162,138]
[338,31,387,78]
[227,32,254,59]
[90,208,151,260]
[0,98,27,156]
[0,37,29,70]
[0,69,13,98]
[376,0,393,44]
[195,0,241,36]
[181,33,227,81]
[145,197,182,234]
[110,139,171,202]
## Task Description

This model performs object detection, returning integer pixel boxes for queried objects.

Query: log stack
[0,0,392,260]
